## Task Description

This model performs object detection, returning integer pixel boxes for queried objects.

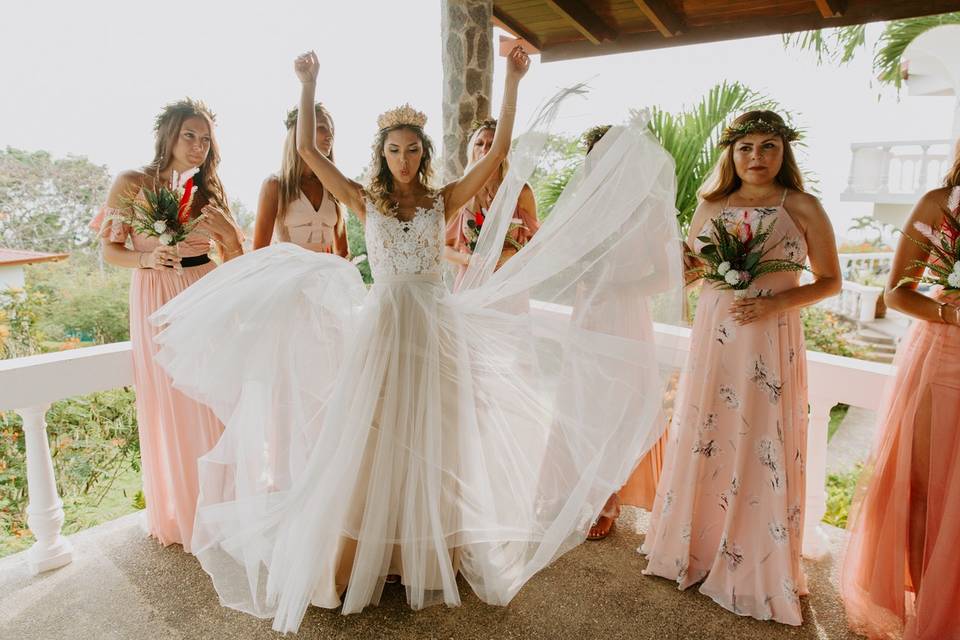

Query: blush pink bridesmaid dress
[91,204,223,552]
[642,191,811,625]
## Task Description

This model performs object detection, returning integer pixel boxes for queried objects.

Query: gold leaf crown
[377,104,427,131]
[154,97,216,132]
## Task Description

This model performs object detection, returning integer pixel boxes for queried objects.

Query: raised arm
[885,187,959,324]
[294,51,365,216]
[442,46,530,219]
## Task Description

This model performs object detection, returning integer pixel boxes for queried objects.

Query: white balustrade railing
[842,139,952,203]
[838,252,893,279]
[1,311,894,573]
[818,280,885,323]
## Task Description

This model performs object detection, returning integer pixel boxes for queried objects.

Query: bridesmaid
[444,117,538,289]
[841,144,960,639]
[253,103,348,255]
[90,98,243,552]
[581,124,672,540]
[641,111,841,625]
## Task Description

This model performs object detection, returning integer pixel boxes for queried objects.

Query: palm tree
[783,12,960,88]
[534,81,784,236]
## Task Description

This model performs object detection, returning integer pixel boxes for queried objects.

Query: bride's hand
[505,45,530,82]
[294,51,319,84]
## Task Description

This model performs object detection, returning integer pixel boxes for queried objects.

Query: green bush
[802,306,863,358]
[0,388,141,558]
[823,463,863,529]
[346,209,372,284]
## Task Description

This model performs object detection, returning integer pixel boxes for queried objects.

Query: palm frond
[875,13,960,87]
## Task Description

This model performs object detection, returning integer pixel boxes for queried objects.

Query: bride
[152,48,684,632]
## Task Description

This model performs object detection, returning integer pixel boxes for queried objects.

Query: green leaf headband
[718,119,800,147]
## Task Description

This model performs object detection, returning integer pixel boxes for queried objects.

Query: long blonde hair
[146,98,228,217]
[462,119,508,209]
[276,103,344,241]
[366,125,435,217]
[944,139,960,189]
[700,110,804,203]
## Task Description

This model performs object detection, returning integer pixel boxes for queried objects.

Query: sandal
[587,494,621,541]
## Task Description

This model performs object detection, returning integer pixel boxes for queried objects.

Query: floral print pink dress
[642,191,810,625]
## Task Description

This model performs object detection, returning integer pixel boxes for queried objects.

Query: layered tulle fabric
[642,207,809,625]
[89,208,222,551]
[841,317,960,640]
[151,94,684,632]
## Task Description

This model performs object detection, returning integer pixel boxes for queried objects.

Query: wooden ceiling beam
[544,0,617,45]
[814,0,848,18]
[633,0,686,38]
[540,0,960,62]
[493,7,543,51]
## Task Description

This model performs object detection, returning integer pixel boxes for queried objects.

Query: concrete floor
[1,508,864,640]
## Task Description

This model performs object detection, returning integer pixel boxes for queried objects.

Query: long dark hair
[366,125,435,217]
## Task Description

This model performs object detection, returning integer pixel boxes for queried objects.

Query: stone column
[441,0,494,182]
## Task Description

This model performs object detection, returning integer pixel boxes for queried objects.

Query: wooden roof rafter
[544,0,617,45]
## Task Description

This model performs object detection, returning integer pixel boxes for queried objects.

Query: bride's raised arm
[441,46,529,220]
[294,51,366,216]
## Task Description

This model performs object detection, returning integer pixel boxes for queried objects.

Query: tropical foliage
[783,12,960,88]
[533,82,786,236]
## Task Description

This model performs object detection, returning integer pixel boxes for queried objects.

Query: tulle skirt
[841,318,960,640]
[151,111,685,632]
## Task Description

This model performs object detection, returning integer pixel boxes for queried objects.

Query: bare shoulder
[260,175,280,195]
[783,190,826,231]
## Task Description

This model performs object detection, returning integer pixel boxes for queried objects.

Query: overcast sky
[1,1,956,240]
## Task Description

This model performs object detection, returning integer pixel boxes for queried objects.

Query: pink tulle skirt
[842,318,960,640]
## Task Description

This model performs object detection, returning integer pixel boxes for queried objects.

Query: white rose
[717,261,731,275]
[952,261,960,275]
[948,272,960,288]
[724,269,741,285]
[158,233,173,246]
[153,220,167,234]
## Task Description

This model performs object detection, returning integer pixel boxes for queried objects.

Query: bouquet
[464,208,524,253]
[898,186,960,290]
[692,212,807,297]
[116,168,202,248]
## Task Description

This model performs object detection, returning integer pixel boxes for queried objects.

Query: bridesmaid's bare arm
[294,51,366,217]
[885,187,960,324]
[100,171,179,270]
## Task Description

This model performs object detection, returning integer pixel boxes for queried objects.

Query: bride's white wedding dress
[151,104,684,633]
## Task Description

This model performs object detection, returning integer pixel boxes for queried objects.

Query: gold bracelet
[938,301,952,324]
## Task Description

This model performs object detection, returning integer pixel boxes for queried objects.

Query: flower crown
[718,118,800,147]
[377,104,427,131]
[470,117,498,136]
[154,97,216,132]
[284,103,329,129]
[581,124,612,151]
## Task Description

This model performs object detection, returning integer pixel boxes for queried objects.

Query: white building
[0,248,69,291]
[841,24,960,228]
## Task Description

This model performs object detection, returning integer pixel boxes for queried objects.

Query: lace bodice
[364,192,444,279]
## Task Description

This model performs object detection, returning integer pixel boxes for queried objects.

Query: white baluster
[803,398,831,559]
[17,405,73,574]
[878,145,892,194]
[859,288,881,322]
[917,145,930,194]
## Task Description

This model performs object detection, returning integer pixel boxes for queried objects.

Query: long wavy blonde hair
[146,98,229,217]
[944,139,960,189]
[366,125,435,217]
[277,103,344,240]
[700,110,804,203]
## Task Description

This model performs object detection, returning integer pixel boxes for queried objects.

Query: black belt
[180,254,211,268]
